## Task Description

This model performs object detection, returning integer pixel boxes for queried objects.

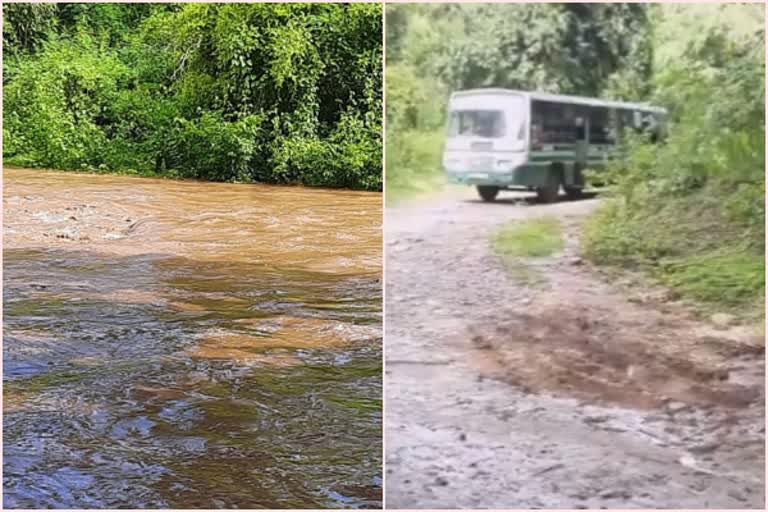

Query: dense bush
[3,3,382,190]
[583,4,765,315]
[384,63,446,199]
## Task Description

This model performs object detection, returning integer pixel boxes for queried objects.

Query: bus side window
[649,113,665,144]
[588,107,612,144]
[531,116,543,147]
[533,101,578,144]
[656,115,667,143]
[637,111,661,142]
[575,117,586,141]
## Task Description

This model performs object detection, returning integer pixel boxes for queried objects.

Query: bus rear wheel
[565,164,585,199]
[536,180,561,203]
[564,186,583,199]
[477,186,499,202]
[536,184,559,203]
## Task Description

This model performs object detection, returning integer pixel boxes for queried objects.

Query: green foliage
[386,4,651,96]
[164,113,265,182]
[584,4,765,315]
[3,3,382,190]
[385,129,444,202]
[583,191,764,312]
[660,250,764,309]
[3,38,128,169]
[385,62,447,201]
[493,217,564,258]
[2,3,57,57]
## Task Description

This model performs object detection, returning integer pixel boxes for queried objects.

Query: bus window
[448,110,506,138]
[617,109,662,142]
[606,108,619,143]
[532,101,584,144]
[588,107,614,144]
[575,117,586,141]
[531,119,544,147]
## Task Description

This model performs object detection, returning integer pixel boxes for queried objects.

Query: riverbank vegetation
[3,3,382,190]
[387,3,764,316]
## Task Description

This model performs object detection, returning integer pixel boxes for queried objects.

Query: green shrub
[163,113,265,182]
[3,38,127,170]
[583,5,764,316]
[2,3,382,190]
[660,249,764,309]
[584,188,765,314]
[385,129,444,202]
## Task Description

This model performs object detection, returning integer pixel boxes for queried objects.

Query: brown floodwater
[3,167,382,508]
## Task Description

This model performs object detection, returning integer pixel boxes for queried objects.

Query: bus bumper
[446,163,551,188]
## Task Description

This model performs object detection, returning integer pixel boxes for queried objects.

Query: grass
[490,216,564,285]
[385,172,445,204]
[492,216,565,258]
[659,249,764,309]
[385,129,445,204]
[583,188,764,319]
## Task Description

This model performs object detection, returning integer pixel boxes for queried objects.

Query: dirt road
[384,188,764,509]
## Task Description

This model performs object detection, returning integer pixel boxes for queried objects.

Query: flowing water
[3,167,382,509]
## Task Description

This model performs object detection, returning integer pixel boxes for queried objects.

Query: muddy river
[3,167,382,508]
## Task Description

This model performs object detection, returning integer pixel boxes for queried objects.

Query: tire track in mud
[384,189,764,509]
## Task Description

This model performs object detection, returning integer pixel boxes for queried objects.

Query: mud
[385,188,764,509]
[3,167,382,509]
[471,304,761,410]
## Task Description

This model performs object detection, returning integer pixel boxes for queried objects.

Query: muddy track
[384,189,764,509]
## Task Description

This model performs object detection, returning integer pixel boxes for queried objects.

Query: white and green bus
[442,88,667,202]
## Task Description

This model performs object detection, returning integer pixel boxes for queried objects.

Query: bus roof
[450,88,667,114]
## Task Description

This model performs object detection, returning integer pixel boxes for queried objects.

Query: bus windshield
[448,110,505,138]
[447,95,526,140]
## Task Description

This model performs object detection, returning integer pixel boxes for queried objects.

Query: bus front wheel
[477,186,499,202]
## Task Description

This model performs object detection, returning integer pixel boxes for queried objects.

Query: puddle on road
[3,168,382,509]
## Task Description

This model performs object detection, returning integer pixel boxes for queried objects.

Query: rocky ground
[384,189,764,509]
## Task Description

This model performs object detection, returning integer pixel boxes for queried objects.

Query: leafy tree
[3,2,382,191]
[2,3,57,57]
[584,4,765,313]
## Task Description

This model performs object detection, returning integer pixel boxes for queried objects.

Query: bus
[442,88,667,202]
